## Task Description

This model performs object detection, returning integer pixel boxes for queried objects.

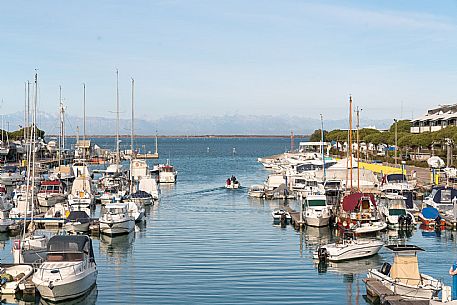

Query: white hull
[159,172,177,183]
[368,269,441,300]
[64,222,90,233]
[34,267,97,302]
[248,191,264,198]
[353,222,387,234]
[37,193,66,208]
[226,183,240,189]
[306,216,330,227]
[100,219,134,235]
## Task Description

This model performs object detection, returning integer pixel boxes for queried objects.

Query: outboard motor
[317,247,328,262]
[380,262,391,275]
[405,214,412,226]
[398,215,405,228]
[435,215,442,229]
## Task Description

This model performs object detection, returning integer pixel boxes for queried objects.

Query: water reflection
[99,232,135,264]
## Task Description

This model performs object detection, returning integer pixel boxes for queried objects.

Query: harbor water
[2,137,457,304]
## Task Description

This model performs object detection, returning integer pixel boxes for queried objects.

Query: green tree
[389,120,411,133]
[309,129,327,142]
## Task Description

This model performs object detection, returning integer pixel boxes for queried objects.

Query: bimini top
[386,244,424,252]
[47,235,92,253]
[342,193,376,212]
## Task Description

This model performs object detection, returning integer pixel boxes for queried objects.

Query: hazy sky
[1,0,457,121]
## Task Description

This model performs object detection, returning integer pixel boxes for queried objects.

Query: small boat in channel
[314,231,383,262]
[33,235,97,302]
[158,161,177,183]
[367,244,442,300]
[248,184,265,198]
[271,209,291,224]
[225,176,240,189]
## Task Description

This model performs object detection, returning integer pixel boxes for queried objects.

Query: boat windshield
[389,208,406,216]
[308,199,326,207]
[47,252,83,262]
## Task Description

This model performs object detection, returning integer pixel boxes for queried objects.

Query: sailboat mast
[58,86,62,167]
[356,106,360,191]
[83,83,86,161]
[30,71,38,225]
[349,95,353,190]
[116,69,120,169]
[320,114,326,181]
[131,78,134,155]
[130,78,134,194]
[1,99,4,144]
[24,83,27,140]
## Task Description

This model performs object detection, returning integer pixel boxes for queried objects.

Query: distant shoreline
[46,134,310,139]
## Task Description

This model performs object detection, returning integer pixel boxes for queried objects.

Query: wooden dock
[363,278,432,305]
[284,206,305,229]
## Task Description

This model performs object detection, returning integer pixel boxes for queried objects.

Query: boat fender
[405,214,412,226]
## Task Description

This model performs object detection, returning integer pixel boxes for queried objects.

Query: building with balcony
[410,104,457,133]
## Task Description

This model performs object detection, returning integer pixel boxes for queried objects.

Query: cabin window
[389,209,406,216]
[361,199,371,211]
[441,190,452,202]
[307,199,326,207]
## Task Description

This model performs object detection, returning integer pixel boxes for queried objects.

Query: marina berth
[303,194,331,227]
[378,194,416,228]
[37,180,66,212]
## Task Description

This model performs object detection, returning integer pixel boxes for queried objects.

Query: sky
[1,0,457,122]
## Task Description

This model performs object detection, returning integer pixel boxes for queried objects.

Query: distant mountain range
[1,111,392,136]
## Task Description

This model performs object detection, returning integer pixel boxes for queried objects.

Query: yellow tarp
[390,255,421,286]
[358,162,402,175]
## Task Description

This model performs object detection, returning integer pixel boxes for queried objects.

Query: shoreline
[46,134,310,139]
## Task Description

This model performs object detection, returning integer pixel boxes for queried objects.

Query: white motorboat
[271,209,291,224]
[37,180,66,212]
[314,232,383,262]
[64,211,91,233]
[225,176,240,189]
[379,194,416,228]
[158,161,177,183]
[367,244,442,300]
[0,264,34,295]
[248,185,265,198]
[131,159,160,202]
[99,203,135,236]
[137,176,159,202]
[33,235,97,302]
[304,194,331,227]
[130,190,153,206]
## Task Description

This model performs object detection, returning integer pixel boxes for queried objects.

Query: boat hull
[34,269,97,302]
[64,222,90,233]
[306,216,330,227]
[316,241,383,262]
[99,219,134,236]
[367,269,441,300]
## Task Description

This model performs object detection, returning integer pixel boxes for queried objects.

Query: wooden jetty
[363,278,434,305]
[284,206,305,229]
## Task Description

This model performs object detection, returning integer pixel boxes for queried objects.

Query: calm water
[3,137,457,304]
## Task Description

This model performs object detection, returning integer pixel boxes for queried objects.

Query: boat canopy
[391,254,421,286]
[421,207,441,220]
[429,186,457,203]
[342,193,376,212]
[47,235,95,262]
[66,211,90,222]
[386,174,407,183]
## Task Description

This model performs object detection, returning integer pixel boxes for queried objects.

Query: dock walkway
[364,278,432,305]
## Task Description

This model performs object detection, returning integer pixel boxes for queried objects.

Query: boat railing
[37,258,87,278]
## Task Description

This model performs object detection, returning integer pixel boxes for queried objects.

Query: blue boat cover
[421,207,440,219]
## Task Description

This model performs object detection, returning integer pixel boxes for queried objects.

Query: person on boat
[231,176,237,183]
[226,178,231,186]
